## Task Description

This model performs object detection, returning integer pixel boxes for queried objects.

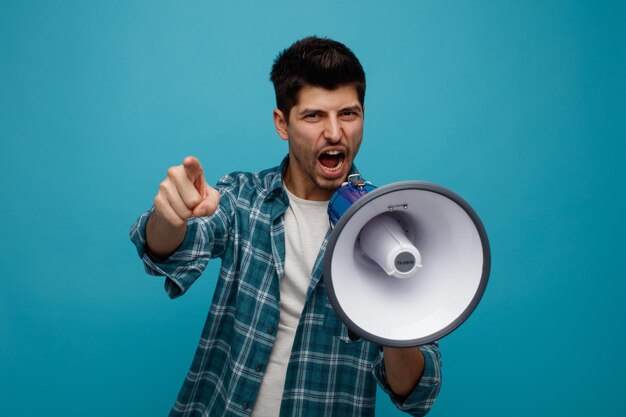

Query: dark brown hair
[270,36,366,121]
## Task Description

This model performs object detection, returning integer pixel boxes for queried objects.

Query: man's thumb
[193,185,220,218]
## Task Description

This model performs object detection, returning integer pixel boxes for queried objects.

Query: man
[130,36,441,416]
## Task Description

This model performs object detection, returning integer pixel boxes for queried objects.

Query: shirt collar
[267,155,361,221]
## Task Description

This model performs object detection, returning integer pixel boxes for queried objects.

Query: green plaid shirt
[130,158,441,417]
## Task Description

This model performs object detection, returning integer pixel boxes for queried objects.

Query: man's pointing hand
[147,156,220,257]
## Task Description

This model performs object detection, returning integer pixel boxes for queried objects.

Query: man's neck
[283,164,336,201]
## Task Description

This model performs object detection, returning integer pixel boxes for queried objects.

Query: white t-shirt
[251,186,330,417]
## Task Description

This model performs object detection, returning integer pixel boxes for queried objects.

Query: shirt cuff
[129,208,206,298]
[372,342,442,416]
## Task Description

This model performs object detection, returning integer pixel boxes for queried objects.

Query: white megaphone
[324,174,490,347]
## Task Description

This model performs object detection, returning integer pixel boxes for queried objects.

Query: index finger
[183,156,204,183]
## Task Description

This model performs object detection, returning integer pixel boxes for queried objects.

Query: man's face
[274,85,364,201]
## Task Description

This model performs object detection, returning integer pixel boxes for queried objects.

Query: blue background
[1,1,624,415]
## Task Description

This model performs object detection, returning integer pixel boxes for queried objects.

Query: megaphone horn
[324,174,491,347]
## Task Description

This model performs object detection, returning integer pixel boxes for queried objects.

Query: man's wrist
[145,211,187,259]
[382,346,425,398]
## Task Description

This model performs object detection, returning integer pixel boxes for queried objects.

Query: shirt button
[256,365,263,372]
[243,402,249,410]
[267,327,274,335]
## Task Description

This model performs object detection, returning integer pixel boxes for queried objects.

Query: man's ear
[273,108,289,140]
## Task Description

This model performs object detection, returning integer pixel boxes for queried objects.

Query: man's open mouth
[318,150,345,172]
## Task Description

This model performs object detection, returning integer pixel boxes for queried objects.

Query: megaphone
[324,174,490,347]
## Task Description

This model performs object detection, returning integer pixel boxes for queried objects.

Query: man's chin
[315,176,346,193]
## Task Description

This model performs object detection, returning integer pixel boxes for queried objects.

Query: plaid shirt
[130,158,442,417]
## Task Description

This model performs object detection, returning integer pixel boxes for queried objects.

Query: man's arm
[373,343,441,416]
[383,347,425,398]
[146,156,220,257]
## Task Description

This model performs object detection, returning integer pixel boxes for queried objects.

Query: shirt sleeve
[372,342,442,417]
[129,185,234,299]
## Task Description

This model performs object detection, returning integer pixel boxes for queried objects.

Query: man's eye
[305,113,319,119]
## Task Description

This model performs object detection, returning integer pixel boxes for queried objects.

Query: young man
[130,37,441,417]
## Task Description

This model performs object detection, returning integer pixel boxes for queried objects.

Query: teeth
[325,150,341,156]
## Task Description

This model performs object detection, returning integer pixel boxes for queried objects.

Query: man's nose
[324,117,342,142]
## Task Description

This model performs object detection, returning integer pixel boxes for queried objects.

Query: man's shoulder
[216,163,284,201]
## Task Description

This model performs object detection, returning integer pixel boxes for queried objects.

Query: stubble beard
[288,139,356,196]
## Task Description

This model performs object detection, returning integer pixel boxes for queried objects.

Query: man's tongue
[319,153,343,168]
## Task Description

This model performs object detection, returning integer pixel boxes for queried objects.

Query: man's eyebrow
[298,105,363,115]
[340,105,363,113]
[298,108,326,115]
